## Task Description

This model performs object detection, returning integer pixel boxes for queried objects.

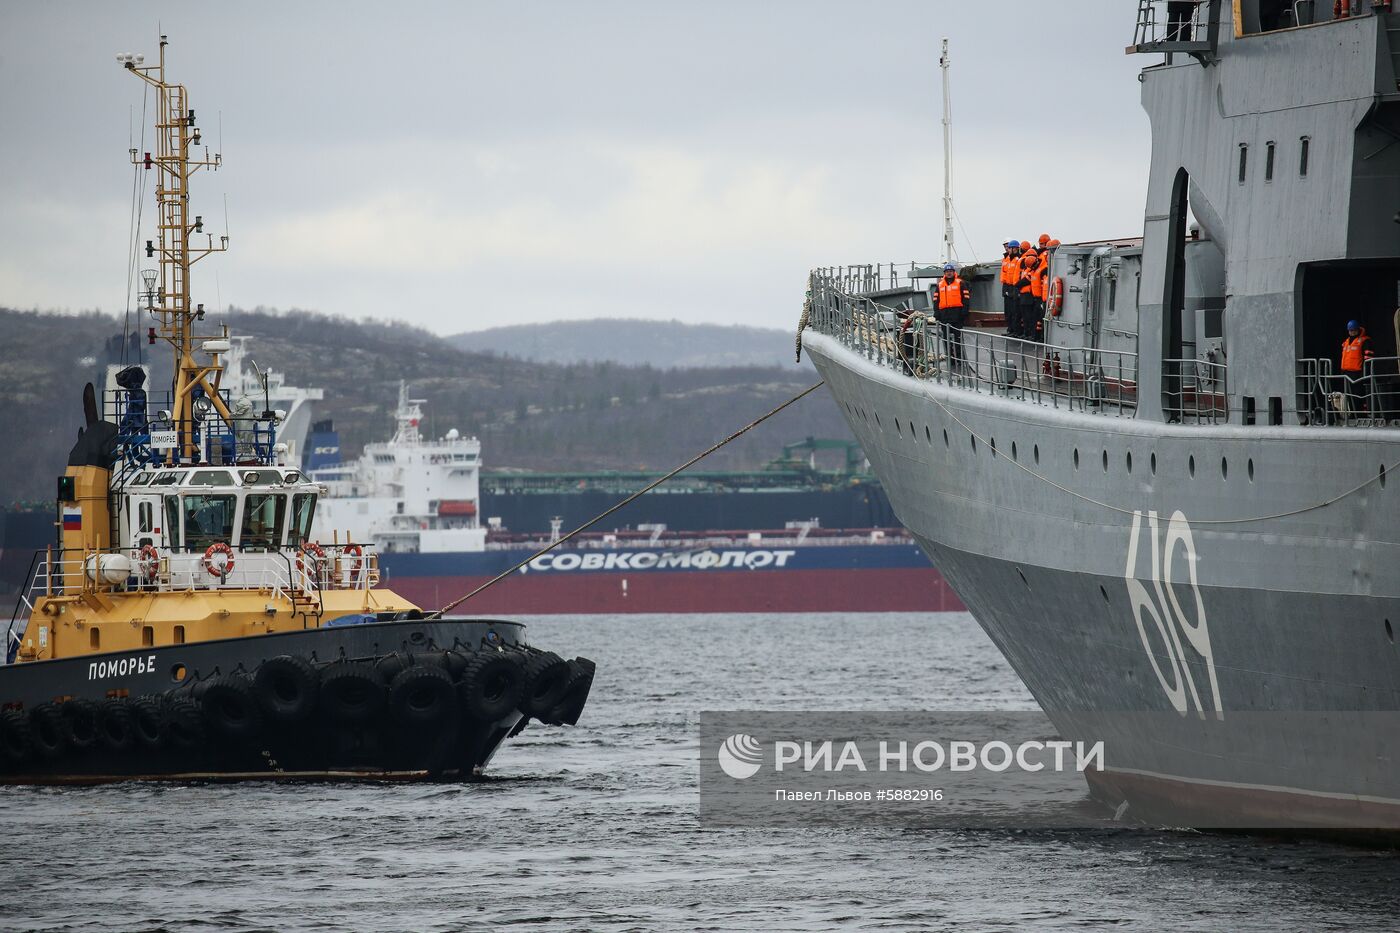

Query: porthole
[1150,452,1157,475]
[1189,455,1196,478]
[171,663,187,683]
[1126,451,1134,474]
[1073,448,1080,470]
[1102,450,1109,473]
[1248,458,1255,482]
[1221,457,1228,480]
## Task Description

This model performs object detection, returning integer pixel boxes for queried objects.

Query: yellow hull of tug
[17,588,421,663]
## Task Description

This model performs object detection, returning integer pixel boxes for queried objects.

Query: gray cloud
[0,1,1148,332]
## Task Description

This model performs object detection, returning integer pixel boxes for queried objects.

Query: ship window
[1109,279,1118,312]
[1238,144,1248,183]
[290,493,317,548]
[241,470,283,486]
[164,497,181,548]
[90,628,100,650]
[182,495,236,550]
[139,502,153,534]
[173,627,185,646]
[240,494,287,550]
[141,626,153,647]
[189,470,235,487]
[130,473,152,487]
[1265,141,1276,182]
[152,472,179,487]
[1300,137,1310,177]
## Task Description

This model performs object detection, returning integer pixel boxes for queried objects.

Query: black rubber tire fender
[96,701,136,753]
[546,657,597,727]
[62,698,101,752]
[253,655,319,723]
[130,697,167,750]
[375,652,410,683]
[199,675,264,740]
[388,665,457,728]
[28,703,68,759]
[0,709,30,764]
[164,697,205,751]
[519,650,572,719]
[457,651,524,723]
[318,662,386,724]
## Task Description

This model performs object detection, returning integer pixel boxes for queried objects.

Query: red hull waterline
[390,568,965,615]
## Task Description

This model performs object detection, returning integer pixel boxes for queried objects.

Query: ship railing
[104,387,280,469]
[1296,357,1400,426]
[13,544,378,603]
[807,270,1139,417]
[1162,357,1230,425]
[3,550,42,664]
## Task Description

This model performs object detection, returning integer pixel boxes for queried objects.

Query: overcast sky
[0,2,1149,335]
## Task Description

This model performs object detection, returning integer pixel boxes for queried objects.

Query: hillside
[450,319,800,369]
[0,308,847,505]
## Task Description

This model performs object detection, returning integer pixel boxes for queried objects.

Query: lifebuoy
[295,542,326,575]
[342,544,364,583]
[136,544,161,582]
[203,542,235,579]
[1048,276,1065,317]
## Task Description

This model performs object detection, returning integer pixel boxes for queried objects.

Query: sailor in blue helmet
[1000,240,1021,334]
[933,261,972,372]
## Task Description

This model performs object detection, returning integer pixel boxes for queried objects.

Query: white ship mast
[939,37,956,264]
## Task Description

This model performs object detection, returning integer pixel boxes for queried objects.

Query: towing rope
[428,381,825,617]
[828,281,1400,526]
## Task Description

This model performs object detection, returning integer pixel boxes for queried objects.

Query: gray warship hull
[796,0,1400,829]
[803,332,1400,828]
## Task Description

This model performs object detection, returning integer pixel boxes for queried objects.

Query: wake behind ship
[802,0,1400,829]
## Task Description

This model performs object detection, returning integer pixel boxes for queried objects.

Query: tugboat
[0,37,594,783]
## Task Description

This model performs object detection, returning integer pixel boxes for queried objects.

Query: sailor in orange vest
[1029,239,1052,340]
[1000,240,1021,334]
[1015,242,1039,340]
[1341,320,1374,413]
[934,262,972,372]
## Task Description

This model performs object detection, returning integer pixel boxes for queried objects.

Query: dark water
[2,613,1398,932]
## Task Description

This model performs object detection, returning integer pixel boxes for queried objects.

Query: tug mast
[121,36,230,463]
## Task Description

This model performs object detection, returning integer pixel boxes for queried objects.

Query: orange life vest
[1000,255,1019,286]
[938,275,967,310]
[1341,331,1372,372]
[1018,252,1037,294]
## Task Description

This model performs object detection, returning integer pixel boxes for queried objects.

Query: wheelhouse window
[289,493,317,548]
[164,496,182,548]
[189,470,235,487]
[240,494,286,550]
[241,469,282,486]
[182,495,236,550]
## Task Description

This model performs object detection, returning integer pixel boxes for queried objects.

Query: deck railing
[807,269,1140,417]
[1297,357,1400,426]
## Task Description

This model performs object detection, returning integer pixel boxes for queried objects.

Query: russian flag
[62,508,82,532]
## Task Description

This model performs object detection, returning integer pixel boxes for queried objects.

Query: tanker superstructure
[801,1,1400,829]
